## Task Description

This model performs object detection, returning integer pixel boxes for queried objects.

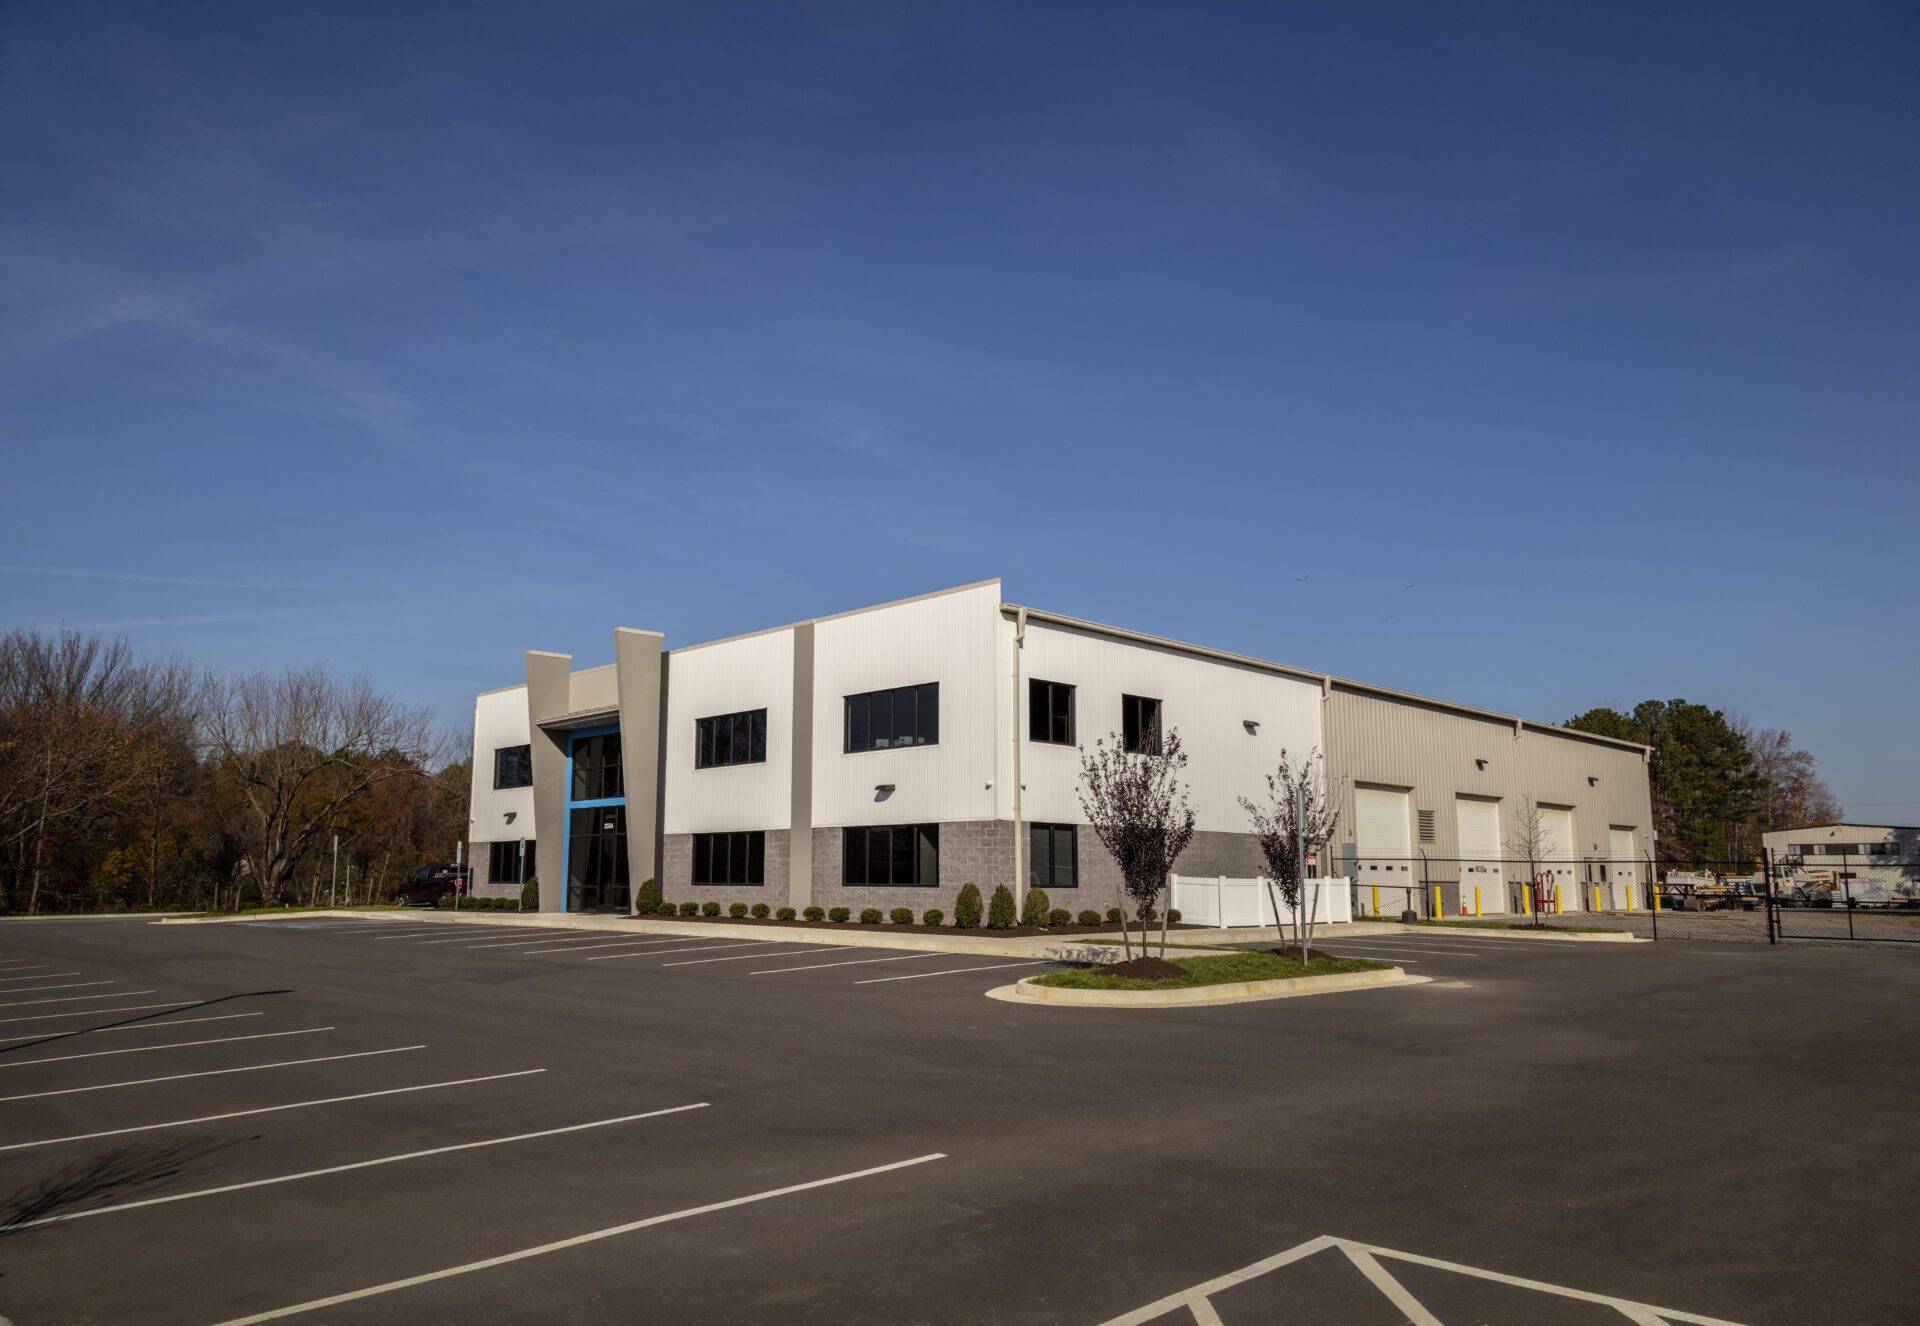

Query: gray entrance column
[788,622,816,911]
[614,629,666,912]
[524,651,572,913]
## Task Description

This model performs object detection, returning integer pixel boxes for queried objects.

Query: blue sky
[2,3,1915,812]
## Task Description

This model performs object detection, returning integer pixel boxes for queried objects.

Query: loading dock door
[1609,827,1639,909]
[1539,805,1577,910]
[1355,787,1415,912]
[1456,797,1504,913]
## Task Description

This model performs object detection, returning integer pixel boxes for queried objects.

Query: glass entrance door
[566,804,630,913]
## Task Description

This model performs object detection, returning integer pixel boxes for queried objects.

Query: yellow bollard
[1432,884,1441,918]
[1626,884,1634,912]
[1654,885,1662,911]
[1372,884,1380,917]
[1593,885,1603,913]
[1474,885,1482,917]
[1555,883,1564,913]
[1522,884,1532,916]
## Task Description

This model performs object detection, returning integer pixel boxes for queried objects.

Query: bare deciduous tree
[1077,720,1195,961]
[1239,748,1343,961]
[205,667,441,907]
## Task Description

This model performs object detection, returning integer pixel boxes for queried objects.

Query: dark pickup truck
[393,864,471,907]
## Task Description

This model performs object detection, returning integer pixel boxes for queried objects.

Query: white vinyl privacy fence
[1172,875,1354,929]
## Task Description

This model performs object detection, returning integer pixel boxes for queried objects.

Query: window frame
[691,830,767,886]
[843,683,940,754]
[1121,694,1163,755]
[694,708,769,770]
[840,824,940,887]
[492,744,533,790]
[1029,822,1078,891]
[1028,679,1076,746]
[487,839,535,886]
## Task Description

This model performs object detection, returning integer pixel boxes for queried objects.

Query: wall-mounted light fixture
[1474,758,1488,771]
[875,783,895,795]
[1588,776,1599,787]
[1243,719,1260,734]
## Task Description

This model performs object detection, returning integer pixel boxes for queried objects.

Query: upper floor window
[493,744,532,790]
[570,731,624,801]
[693,831,765,886]
[1122,694,1163,755]
[696,709,767,769]
[1029,679,1075,745]
[845,683,939,753]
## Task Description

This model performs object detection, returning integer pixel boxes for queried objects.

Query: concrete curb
[985,966,1428,1009]
[1370,925,1644,944]
[155,908,1223,964]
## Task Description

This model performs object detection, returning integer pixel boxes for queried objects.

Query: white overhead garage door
[1354,787,1416,912]
[1456,796,1505,913]
[1538,804,1578,911]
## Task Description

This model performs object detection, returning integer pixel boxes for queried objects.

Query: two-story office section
[467,579,1654,917]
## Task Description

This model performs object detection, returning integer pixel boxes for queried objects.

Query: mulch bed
[1101,956,1191,981]
[618,915,1203,938]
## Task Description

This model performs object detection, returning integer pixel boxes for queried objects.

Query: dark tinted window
[695,709,767,769]
[841,824,939,886]
[493,744,533,790]
[692,831,766,885]
[566,805,629,912]
[1029,679,1074,745]
[1030,823,1077,891]
[1122,695,1162,755]
[844,684,939,752]
[570,732,624,800]
[488,839,535,886]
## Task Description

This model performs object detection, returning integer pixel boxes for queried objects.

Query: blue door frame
[561,723,624,914]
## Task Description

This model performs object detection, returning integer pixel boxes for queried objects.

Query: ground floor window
[693,831,765,885]
[567,806,629,912]
[843,824,939,887]
[1029,822,1077,890]
[488,839,535,886]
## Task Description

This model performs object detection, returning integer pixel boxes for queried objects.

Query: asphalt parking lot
[0,916,1915,1324]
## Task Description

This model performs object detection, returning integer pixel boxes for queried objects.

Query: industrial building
[466,580,1655,918]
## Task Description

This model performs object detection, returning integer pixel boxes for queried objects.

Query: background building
[467,580,1654,918]
[1764,823,1920,903]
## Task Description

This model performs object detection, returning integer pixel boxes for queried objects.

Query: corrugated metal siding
[469,686,535,849]
[1324,688,1655,867]
[662,628,794,836]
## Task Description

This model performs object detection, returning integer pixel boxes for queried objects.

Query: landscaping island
[1033,949,1390,991]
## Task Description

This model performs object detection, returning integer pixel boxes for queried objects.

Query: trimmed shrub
[1168,908,1182,923]
[1139,904,1157,923]
[921,908,944,926]
[803,906,825,922]
[859,907,882,925]
[987,884,1017,930]
[889,907,914,925]
[520,876,538,910]
[1105,907,1123,923]
[1077,909,1101,926]
[1020,885,1051,929]
[702,901,722,917]
[728,902,748,918]
[1048,908,1070,927]
[679,901,700,916]
[435,895,453,909]
[954,883,984,929]
[775,906,796,921]
[751,903,770,919]
[828,907,851,923]
[635,878,663,915]
[656,901,677,916]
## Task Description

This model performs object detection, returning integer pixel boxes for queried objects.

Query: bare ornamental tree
[1239,748,1343,962]
[1077,721,1196,961]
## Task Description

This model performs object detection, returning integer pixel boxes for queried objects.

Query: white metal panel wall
[470,686,536,849]
[663,628,794,835]
[1608,826,1640,909]
[1354,787,1417,899]
[1455,795,1505,912]
[1013,617,1324,832]
[811,582,1002,829]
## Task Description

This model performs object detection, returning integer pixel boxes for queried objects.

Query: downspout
[1012,607,1026,910]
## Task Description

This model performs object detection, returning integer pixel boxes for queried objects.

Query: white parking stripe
[1326,943,1478,959]
[0,981,115,995]
[413,933,573,946]
[365,930,466,940]
[0,962,47,969]
[0,1069,546,1153]
[519,940,691,955]
[0,1002,196,1026]
[0,989,154,1010]
[0,1011,263,1043]
[0,1026,335,1068]
[749,952,942,975]
[857,961,1049,984]
[0,1045,427,1103]
[0,970,81,982]
[208,1152,946,1325]
[2,1103,711,1232]
[662,946,857,968]
[463,935,612,950]
[588,942,782,961]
